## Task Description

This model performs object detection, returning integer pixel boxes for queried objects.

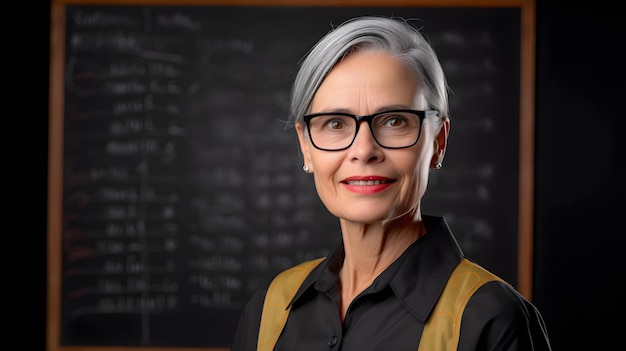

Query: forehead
[311,51,422,112]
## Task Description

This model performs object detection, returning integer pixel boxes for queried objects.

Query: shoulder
[457,258,541,325]
[232,258,326,350]
[466,280,535,319]
[459,281,552,350]
[231,288,266,351]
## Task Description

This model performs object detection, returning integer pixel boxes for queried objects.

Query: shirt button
[328,336,338,347]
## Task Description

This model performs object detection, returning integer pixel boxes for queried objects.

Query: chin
[339,211,395,225]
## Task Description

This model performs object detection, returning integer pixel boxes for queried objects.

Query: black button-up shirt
[232,216,552,350]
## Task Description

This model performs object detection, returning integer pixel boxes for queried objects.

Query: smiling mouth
[344,179,394,186]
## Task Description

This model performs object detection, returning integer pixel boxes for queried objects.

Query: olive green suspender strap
[256,257,502,351]
[257,257,326,351]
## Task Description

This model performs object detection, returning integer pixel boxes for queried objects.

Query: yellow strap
[417,258,503,351]
[257,257,325,351]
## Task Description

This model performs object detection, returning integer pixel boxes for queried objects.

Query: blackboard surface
[49,2,528,349]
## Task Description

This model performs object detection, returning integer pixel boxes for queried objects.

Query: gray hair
[288,16,450,127]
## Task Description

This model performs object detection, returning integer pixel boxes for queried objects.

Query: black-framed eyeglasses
[303,109,439,151]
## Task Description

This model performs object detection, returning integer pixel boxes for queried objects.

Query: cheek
[399,146,435,199]
[403,156,429,191]
[310,153,343,195]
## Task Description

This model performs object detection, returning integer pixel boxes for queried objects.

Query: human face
[296,51,447,225]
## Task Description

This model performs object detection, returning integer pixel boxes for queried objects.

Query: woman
[232,16,551,351]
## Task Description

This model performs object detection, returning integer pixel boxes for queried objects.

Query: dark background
[11,1,624,350]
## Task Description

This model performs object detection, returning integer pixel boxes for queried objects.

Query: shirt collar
[288,215,464,322]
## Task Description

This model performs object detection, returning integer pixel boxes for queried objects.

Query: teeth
[346,180,387,185]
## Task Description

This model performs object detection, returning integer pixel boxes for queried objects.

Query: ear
[431,117,450,168]
[296,123,313,172]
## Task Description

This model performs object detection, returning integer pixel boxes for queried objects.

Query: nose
[349,121,383,162]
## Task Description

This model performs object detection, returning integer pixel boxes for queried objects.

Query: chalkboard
[47,1,536,350]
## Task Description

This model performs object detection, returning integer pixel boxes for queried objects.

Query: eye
[328,119,345,129]
[321,115,354,130]
[378,113,409,128]
[386,117,404,127]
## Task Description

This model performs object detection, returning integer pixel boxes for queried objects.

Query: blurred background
[11,1,624,350]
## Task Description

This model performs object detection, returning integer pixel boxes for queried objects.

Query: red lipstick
[341,176,395,194]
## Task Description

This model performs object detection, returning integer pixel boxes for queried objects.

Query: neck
[337,212,425,319]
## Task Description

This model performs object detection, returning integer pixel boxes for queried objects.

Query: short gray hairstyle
[288,16,450,127]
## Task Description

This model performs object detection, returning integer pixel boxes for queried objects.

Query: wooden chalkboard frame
[47,0,536,350]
